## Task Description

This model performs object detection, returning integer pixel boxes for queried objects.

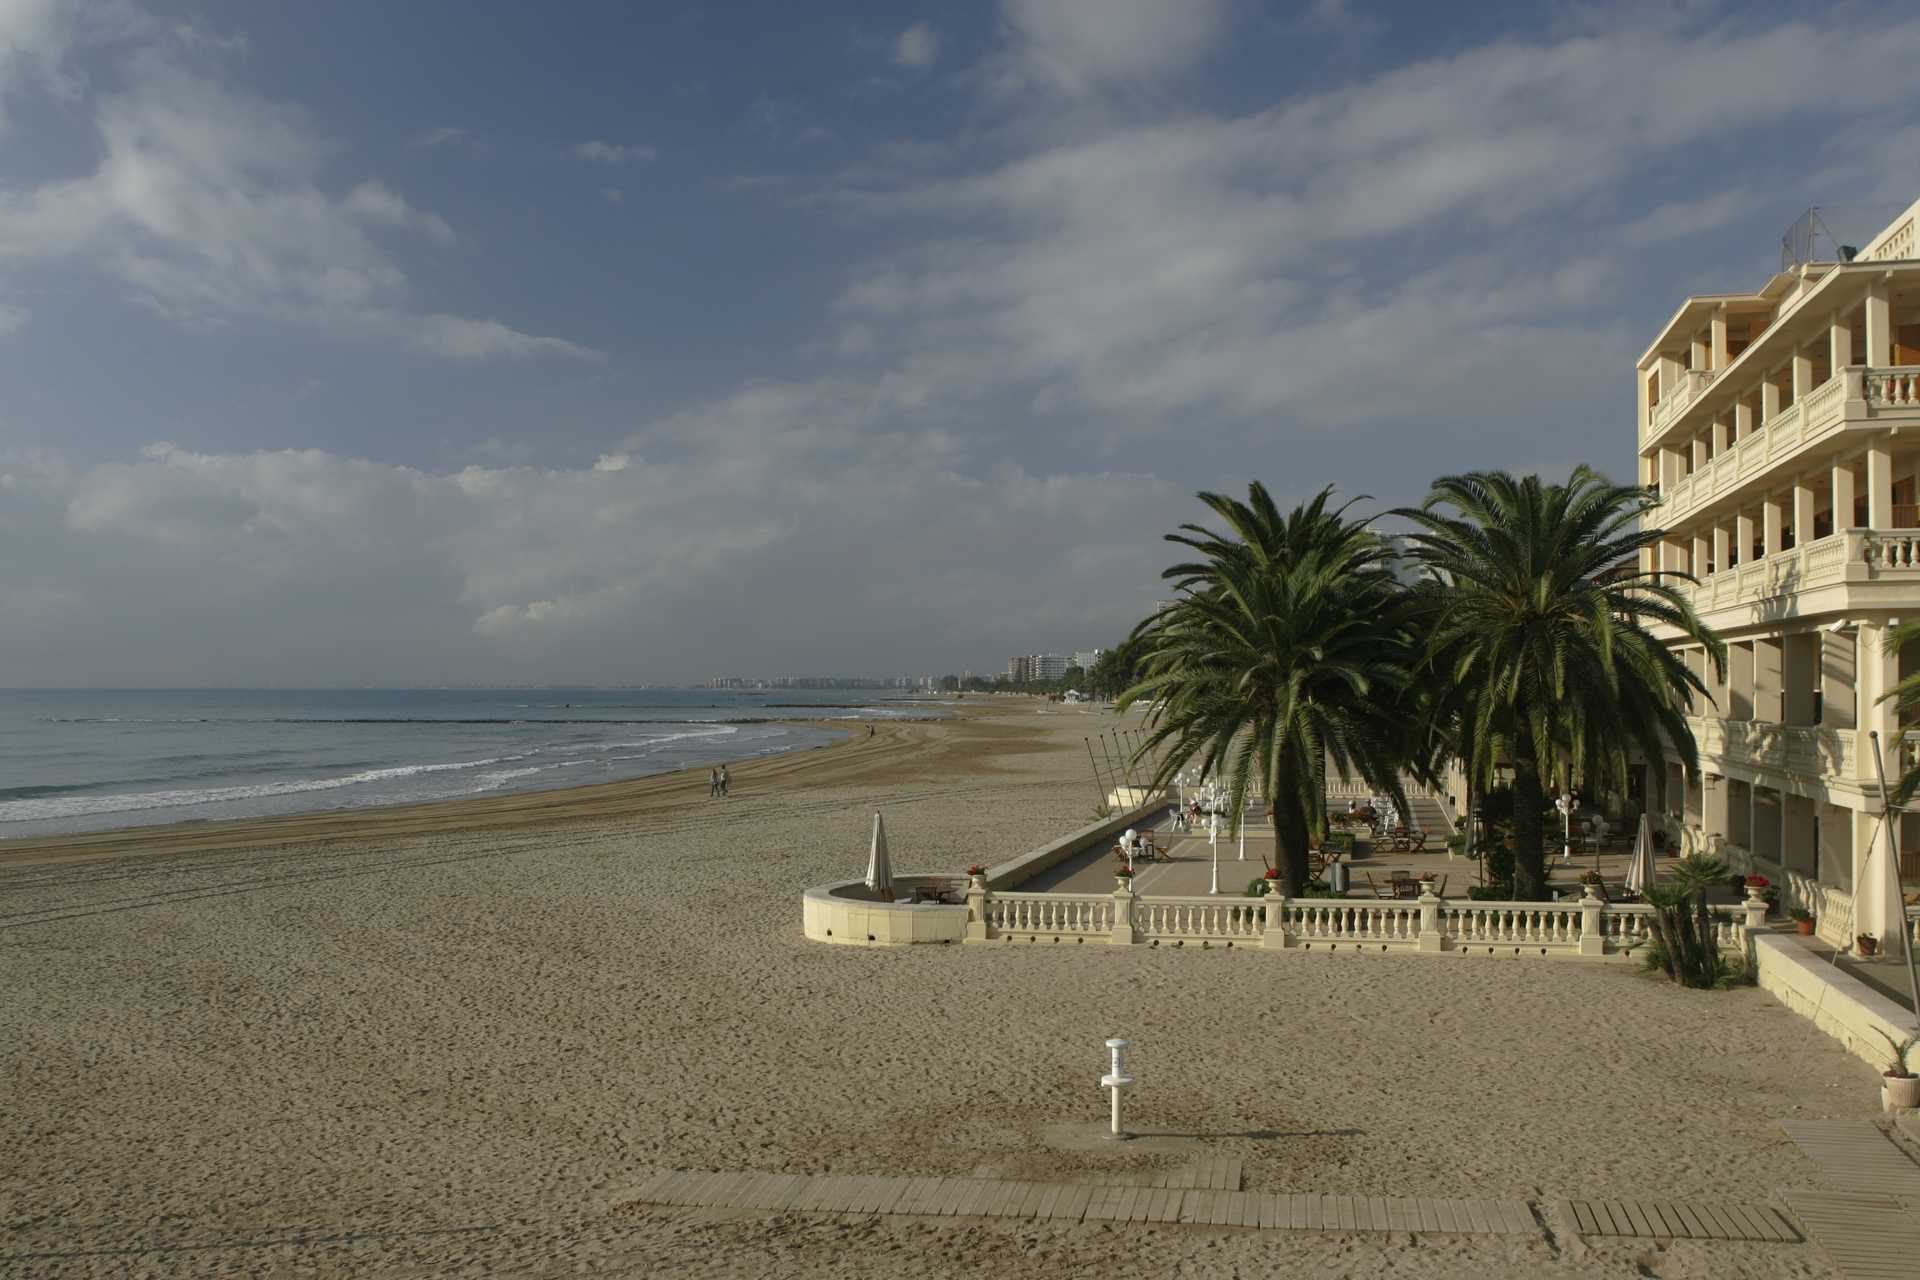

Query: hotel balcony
[1653,526,1920,636]
[1654,367,1920,527]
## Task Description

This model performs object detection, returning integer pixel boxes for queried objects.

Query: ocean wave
[0,754,526,823]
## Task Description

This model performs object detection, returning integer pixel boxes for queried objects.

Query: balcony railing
[1651,366,1920,525]
[1687,715,1857,779]
[1663,527,1920,623]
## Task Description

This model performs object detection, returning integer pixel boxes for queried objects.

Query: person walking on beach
[708,767,720,798]
[868,724,875,738]
[718,764,730,797]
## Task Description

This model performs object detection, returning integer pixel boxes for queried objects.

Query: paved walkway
[1024,810,1693,901]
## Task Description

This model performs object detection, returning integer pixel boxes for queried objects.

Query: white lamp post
[1555,791,1580,863]
[1208,811,1220,894]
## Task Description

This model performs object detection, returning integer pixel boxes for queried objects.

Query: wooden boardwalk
[1558,1198,1796,1242]
[1776,1120,1920,1278]
[1780,1121,1920,1199]
[1778,1188,1920,1280]
[616,1168,1537,1234]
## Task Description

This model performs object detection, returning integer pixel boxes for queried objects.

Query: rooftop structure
[1639,197,1920,951]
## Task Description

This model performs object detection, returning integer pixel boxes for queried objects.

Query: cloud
[8,391,1172,683]
[892,22,941,70]
[993,0,1234,97]
[408,125,471,149]
[0,33,593,361]
[571,139,657,165]
[601,186,624,206]
[0,299,27,334]
[833,16,1920,436]
[345,181,456,244]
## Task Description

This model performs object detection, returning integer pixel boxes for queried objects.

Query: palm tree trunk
[1271,751,1312,894]
[1510,729,1546,899]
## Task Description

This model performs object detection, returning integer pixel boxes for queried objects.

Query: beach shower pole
[1100,1038,1133,1140]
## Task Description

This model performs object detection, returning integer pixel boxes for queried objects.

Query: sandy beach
[0,700,1890,1277]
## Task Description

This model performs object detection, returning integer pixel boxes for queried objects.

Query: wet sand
[0,700,1888,1278]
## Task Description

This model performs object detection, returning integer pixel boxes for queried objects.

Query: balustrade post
[1417,886,1444,952]
[1261,880,1293,949]
[1110,877,1140,945]
[964,873,990,943]
[1579,883,1606,956]
[1742,891,1770,934]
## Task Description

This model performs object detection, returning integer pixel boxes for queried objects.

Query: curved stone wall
[801,877,968,946]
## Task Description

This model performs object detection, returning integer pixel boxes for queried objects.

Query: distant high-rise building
[1072,649,1105,672]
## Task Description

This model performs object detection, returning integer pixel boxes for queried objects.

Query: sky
[3,0,1919,687]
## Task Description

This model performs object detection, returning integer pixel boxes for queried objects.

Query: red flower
[1264,868,1281,879]
[1745,874,1770,888]
[966,864,988,877]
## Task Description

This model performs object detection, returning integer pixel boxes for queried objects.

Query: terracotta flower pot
[1795,919,1815,936]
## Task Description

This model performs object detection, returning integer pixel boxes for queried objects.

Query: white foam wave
[0,754,524,822]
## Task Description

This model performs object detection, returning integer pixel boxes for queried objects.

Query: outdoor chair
[1362,872,1398,900]
[1391,874,1421,899]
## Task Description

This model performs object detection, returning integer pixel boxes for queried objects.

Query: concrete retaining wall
[985,795,1173,889]
[1751,932,1914,1073]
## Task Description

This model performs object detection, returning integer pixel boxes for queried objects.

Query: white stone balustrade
[985,891,1114,940]
[962,882,1755,959]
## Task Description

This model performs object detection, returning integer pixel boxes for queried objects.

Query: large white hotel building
[1640,198,1920,947]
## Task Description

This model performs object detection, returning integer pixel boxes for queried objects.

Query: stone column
[1579,883,1606,957]
[1869,442,1893,529]
[1110,877,1138,945]
[1712,307,1730,370]
[1793,349,1813,402]
[1711,414,1730,456]
[1417,886,1444,953]
[1866,279,1892,367]
[1735,399,1755,441]
[1261,881,1292,950]
[1736,511,1755,566]
[1794,480,1817,547]
[1712,525,1729,576]
[1834,460,1857,531]
[1763,494,1784,555]
[965,874,990,943]
[1832,310,1854,373]
[1692,531,1711,577]
[1762,376,1782,425]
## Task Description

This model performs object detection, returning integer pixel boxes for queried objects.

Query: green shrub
[1467,884,1513,901]
[1480,841,1515,886]
[1296,880,1341,898]
[1322,831,1356,857]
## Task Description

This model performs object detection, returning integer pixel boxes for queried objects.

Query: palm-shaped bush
[1395,468,1723,899]
[1120,484,1415,893]
[1875,620,1920,804]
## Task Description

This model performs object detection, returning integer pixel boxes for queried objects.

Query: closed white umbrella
[1624,813,1657,896]
[865,811,895,902]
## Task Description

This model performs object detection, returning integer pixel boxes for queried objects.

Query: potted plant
[1874,1031,1920,1111]
[965,864,988,886]
[1417,872,1439,895]
[1790,907,1815,936]
[1114,866,1136,890]
[1579,870,1604,898]
[1858,933,1880,958]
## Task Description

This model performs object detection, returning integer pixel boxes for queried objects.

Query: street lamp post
[1208,810,1220,895]
[1556,791,1580,864]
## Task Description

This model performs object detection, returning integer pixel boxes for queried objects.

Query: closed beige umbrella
[865,811,895,903]
[1624,813,1657,897]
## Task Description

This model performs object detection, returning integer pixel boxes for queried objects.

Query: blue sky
[3,0,1919,686]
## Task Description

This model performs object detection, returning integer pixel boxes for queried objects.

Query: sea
[0,689,936,839]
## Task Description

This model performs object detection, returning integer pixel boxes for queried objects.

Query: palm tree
[1875,620,1920,804]
[1120,484,1415,894]
[1395,468,1723,899]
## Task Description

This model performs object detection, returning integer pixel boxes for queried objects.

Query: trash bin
[1329,861,1349,895]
